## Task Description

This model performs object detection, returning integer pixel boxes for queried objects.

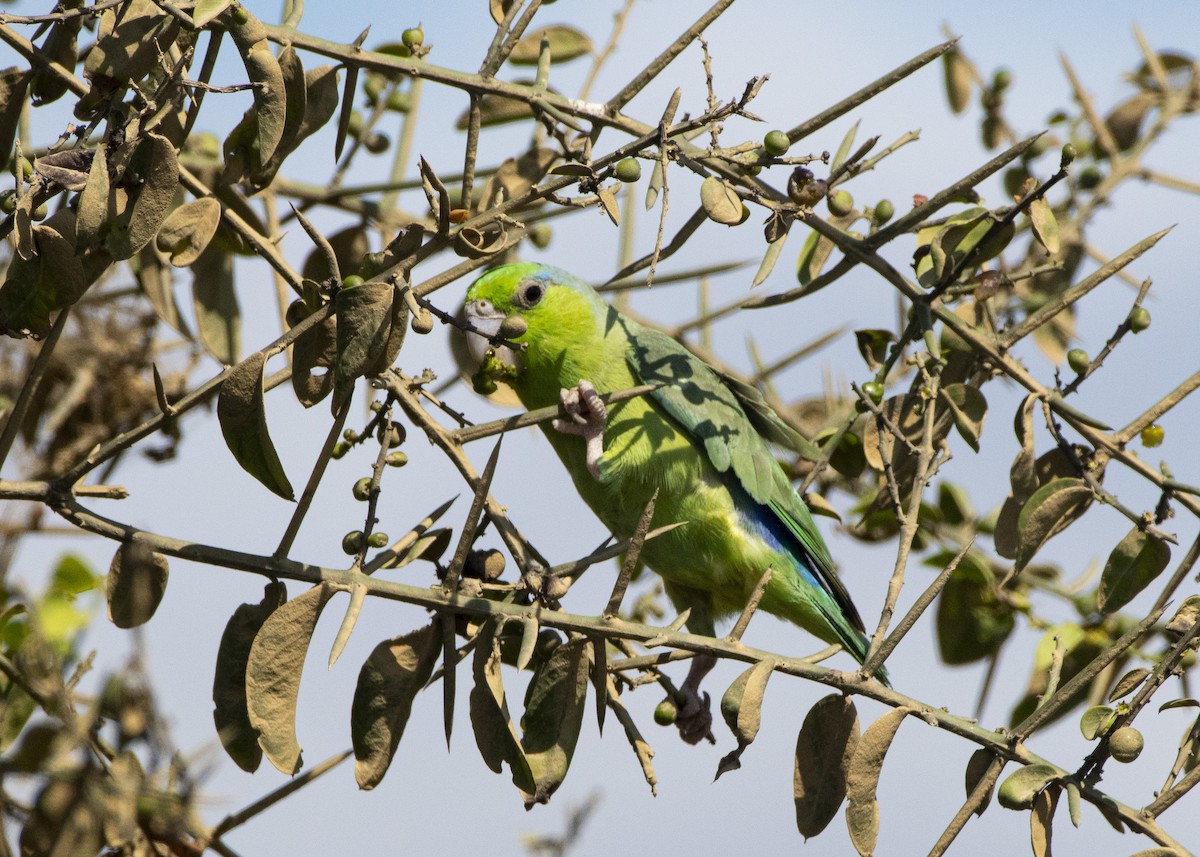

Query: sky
[4,1,1200,854]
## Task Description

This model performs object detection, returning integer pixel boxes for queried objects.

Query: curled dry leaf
[469,618,534,794]
[352,618,443,790]
[520,638,590,807]
[246,582,336,775]
[217,351,295,500]
[212,581,288,772]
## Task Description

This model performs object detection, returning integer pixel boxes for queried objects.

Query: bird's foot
[675,688,714,745]
[552,380,607,480]
[675,653,718,745]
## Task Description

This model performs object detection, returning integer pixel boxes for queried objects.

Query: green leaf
[508,26,592,64]
[854,329,896,371]
[468,618,534,794]
[939,383,988,452]
[845,707,909,857]
[942,48,972,115]
[193,0,234,27]
[1015,477,1093,570]
[51,555,97,598]
[212,581,288,772]
[191,243,241,365]
[217,351,295,500]
[0,215,89,338]
[794,694,859,839]
[935,550,1014,665]
[964,748,997,816]
[1097,528,1171,614]
[240,42,286,166]
[520,638,590,807]
[1079,705,1115,740]
[106,542,168,629]
[246,582,336,774]
[333,281,408,412]
[797,227,836,286]
[997,763,1059,810]
[352,619,442,789]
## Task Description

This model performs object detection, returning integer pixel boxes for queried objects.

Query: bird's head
[457,263,605,404]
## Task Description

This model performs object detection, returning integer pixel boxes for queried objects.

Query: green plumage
[463,263,880,678]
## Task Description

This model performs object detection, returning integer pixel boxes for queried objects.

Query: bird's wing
[621,321,866,631]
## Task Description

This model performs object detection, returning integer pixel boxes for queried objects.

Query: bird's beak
[463,299,522,373]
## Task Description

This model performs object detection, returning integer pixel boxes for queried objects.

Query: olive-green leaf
[193,0,234,27]
[1066,780,1082,827]
[352,619,442,790]
[298,65,340,142]
[845,707,909,857]
[997,763,1059,810]
[246,582,336,775]
[1097,528,1171,614]
[939,383,987,452]
[1031,784,1060,857]
[964,748,998,816]
[156,197,222,267]
[0,68,31,166]
[133,247,190,338]
[1079,705,1115,741]
[192,243,241,364]
[854,329,896,371]
[1029,197,1060,254]
[936,549,1014,664]
[1109,667,1150,702]
[700,175,743,225]
[85,0,180,84]
[302,225,370,283]
[212,580,287,772]
[457,84,542,130]
[520,637,590,807]
[509,26,592,65]
[794,694,859,839]
[1104,93,1154,153]
[289,298,336,408]
[218,351,294,500]
[241,43,286,165]
[75,144,109,253]
[106,542,169,629]
[942,48,972,115]
[715,658,774,779]
[797,227,836,286]
[333,281,408,412]
[468,618,534,794]
[106,133,179,260]
[1015,477,1093,570]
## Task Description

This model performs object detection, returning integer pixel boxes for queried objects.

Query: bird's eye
[517,281,545,307]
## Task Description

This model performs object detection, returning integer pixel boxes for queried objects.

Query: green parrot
[461,263,884,739]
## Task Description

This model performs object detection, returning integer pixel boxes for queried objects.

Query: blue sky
[4,1,1200,854]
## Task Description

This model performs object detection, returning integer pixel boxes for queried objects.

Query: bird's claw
[675,688,714,745]
[552,380,607,480]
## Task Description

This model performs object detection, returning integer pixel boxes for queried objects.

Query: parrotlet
[461,263,884,740]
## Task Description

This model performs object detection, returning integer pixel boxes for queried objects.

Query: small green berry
[363,74,384,104]
[827,189,854,217]
[1066,348,1090,374]
[1140,424,1164,448]
[736,203,751,225]
[352,477,373,501]
[1109,726,1144,763]
[614,157,642,183]
[653,698,678,726]
[402,25,424,49]
[873,199,894,224]
[1077,165,1103,190]
[742,163,761,177]
[862,381,885,405]
[364,132,389,154]
[386,451,409,467]
[529,224,552,249]
[232,5,250,24]
[342,274,364,289]
[368,531,389,548]
[1059,143,1077,168]
[763,130,791,157]
[342,531,365,555]
[331,441,351,459]
[992,68,1013,92]
[1128,306,1151,333]
[0,191,15,213]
